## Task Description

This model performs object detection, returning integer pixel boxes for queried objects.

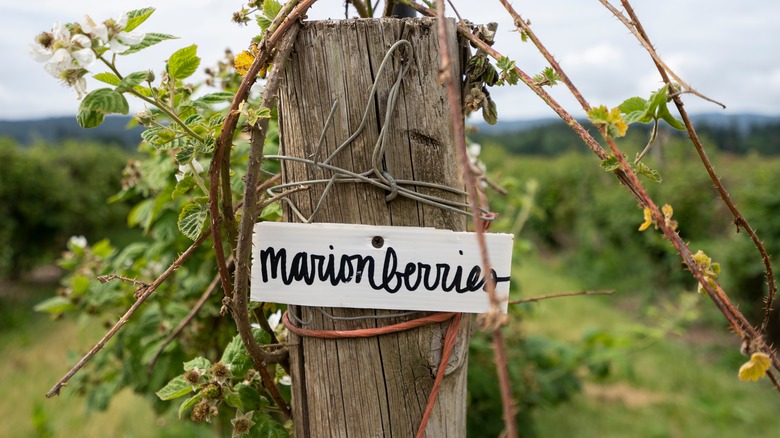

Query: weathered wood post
[278,18,469,436]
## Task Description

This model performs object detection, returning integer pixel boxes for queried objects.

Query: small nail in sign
[251,222,513,313]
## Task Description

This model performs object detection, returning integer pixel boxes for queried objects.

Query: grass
[0,279,214,438]
[514,255,780,437]
[2,254,779,436]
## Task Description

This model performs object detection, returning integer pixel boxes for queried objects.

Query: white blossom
[82,13,145,54]
[267,310,282,331]
[175,160,204,182]
[69,235,88,249]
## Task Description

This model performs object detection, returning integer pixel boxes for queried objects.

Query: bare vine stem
[46,231,211,398]
[616,0,777,335]
[509,290,615,305]
[146,261,230,374]
[600,0,726,109]
[230,20,301,419]
[208,0,311,310]
[410,0,780,384]
[435,2,517,436]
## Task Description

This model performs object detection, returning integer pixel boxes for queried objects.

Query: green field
[3,252,778,436]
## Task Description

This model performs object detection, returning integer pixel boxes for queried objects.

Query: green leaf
[225,384,262,412]
[256,15,273,31]
[658,104,685,130]
[71,275,91,296]
[122,32,178,55]
[140,126,176,145]
[76,110,105,128]
[646,85,669,116]
[183,114,204,126]
[195,91,236,105]
[172,175,196,199]
[482,98,498,125]
[124,7,155,32]
[178,393,202,419]
[600,155,620,172]
[128,198,154,229]
[93,72,121,86]
[80,88,130,115]
[156,375,193,401]
[33,296,75,314]
[260,202,282,222]
[175,144,195,165]
[263,0,283,21]
[250,412,289,438]
[116,71,151,93]
[167,45,201,80]
[618,96,646,115]
[221,334,253,378]
[632,161,663,183]
[184,357,212,372]
[178,199,209,240]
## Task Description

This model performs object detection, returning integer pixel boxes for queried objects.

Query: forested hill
[0,116,143,150]
[473,113,780,155]
[2,113,779,155]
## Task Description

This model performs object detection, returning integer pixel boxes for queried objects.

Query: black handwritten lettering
[257,245,510,294]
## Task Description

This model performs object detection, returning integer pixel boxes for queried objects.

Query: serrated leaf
[116,71,150,93]
[196,91,236,105]
[158,137,189,151]
[124,7,155,32]
[183,114,204,125]
[225,384,261,412]
[600,155,620,172]
[623,110,647,125]
[618,96,647,115]
[156,375,193,401]
[251,412,289,438]
[132,85,153,97]
[632,161,662,183]
[93,72,121,86]
[172,175,196,199]
[76,109,105,128]
[221,334,252,378]
[167,45,201,80]
[33,296,75,314]
[140,126,176,145]
[184,357,212,372]
[121,32,177,55]
[263,0,283,21]
[256,15,272,31]
[80,88,130,115]
[175,144,195,165]
[178,200,209,240]
[178,393,202,419]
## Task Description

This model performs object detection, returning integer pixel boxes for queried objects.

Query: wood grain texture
[278,18,469,437]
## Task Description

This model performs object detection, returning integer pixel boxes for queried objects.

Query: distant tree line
[0,116,143,151]
[0,138,130,278]
[474,115,780,156]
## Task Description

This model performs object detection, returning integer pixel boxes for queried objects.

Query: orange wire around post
[281,310,457,338]
[281,310,463,437]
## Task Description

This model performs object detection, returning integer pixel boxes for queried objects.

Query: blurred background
[2,1,780,437]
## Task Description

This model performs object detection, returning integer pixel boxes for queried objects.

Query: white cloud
[561,43,622,67]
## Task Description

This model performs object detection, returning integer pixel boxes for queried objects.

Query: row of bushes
[0,138,130,278]
[481,142,780,336]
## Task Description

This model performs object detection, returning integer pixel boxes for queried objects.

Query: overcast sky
[3,0,779,121]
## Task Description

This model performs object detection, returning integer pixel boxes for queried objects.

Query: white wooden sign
[250,222,513,313]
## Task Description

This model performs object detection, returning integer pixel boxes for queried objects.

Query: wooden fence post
[278,18,469,436]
